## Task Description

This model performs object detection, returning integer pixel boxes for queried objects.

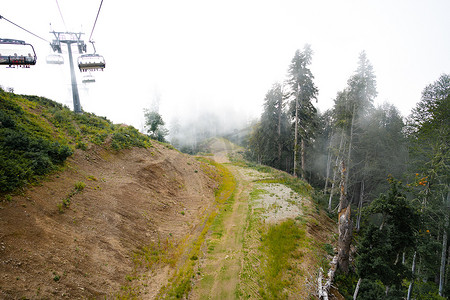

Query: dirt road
[190,164,251,299]
[188,138,319,299]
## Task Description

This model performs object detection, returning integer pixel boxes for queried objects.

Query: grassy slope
[0,91,338,298]
[0,89,152,195]
[237,161,337,299]
[0,90,226,299]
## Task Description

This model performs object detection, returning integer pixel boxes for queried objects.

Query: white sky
[1,0,449,131]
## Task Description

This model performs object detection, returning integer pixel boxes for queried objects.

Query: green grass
[237,161,328,299]
[58,181,87,212]
[259,219,306,299]
[159,158,236,299]
[0,88,155,195]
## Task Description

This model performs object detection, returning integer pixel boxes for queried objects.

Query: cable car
[46,53,64,65]
[77,53,105,72]
[0,38,37,67]
[82,73,95,83]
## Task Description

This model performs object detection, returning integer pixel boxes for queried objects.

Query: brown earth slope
[0,142,219,299]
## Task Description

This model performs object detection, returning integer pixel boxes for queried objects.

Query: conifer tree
[287,44,318,178]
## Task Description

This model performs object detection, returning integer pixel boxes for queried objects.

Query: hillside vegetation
[0,91,337,299]
[0,88,152,194]
[0,91,222,298]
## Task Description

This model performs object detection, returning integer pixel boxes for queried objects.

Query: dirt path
[188,138,247,298]
[189,138,310,299]
[190,164,252,299]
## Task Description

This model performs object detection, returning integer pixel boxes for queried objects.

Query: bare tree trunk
[328,165,337,211]
[439,188,450,296]
[339,160,349,211]
[328,130,345,211]
[353,278,362,299]
[407,251,417,300]
[293,84,299,177]
[338,159,352,273]
[324,147,332,193]
[338,206,352,273]
[345,105,356,193]
[277,86,283,170]
[301,138,306,179]
[356,180,364,232]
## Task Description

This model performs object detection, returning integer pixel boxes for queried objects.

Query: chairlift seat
[78,53,105,71]
[82,74,96,83]
[0,38,37,67]
[46,54,64,65]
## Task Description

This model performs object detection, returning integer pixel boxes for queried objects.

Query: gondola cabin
[82,73,95,83]
[78,53,105,72]
[0,38,37,67]
[46,53,64,65]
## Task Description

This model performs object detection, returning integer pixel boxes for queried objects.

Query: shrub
[111,126,151,151]
[74,181,86,192]
[0,93,73,193]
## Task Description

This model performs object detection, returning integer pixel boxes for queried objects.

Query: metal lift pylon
[50,31,86,113]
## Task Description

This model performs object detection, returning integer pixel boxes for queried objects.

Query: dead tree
[337,160,353,273]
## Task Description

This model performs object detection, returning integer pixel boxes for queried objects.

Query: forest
[245,45,449,299]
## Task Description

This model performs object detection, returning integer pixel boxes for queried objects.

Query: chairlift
[46,53,64,65]
[0,38,37,67]
[82,73,95,83]
[78,53,105,72]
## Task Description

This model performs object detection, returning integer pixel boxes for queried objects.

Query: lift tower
[50,31,86,113]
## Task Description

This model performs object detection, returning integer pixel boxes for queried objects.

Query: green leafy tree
[356,178,419,296]
[144,109,169,142]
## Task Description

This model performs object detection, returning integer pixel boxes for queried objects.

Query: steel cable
[0,15,50,43]
[55,0,68,31]
[88,0,104,42]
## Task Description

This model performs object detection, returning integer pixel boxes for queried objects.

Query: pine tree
[287,44,318,178]
[406,74,450,297]
[247,83,290,170]
[333,51,377,273]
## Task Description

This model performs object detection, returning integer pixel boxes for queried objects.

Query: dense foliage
[0,91,73,192]
[0,88,152,194]
[143,109,169,143]
[246,50,449,297]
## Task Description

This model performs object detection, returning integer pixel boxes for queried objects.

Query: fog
[1,0,450,146]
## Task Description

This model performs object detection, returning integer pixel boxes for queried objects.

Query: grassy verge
[238,182,310,299]
[259,219,307,298]
[235,160,335,299]
[157,158,236,299]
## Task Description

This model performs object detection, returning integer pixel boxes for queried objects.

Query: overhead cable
[0,15,50,43]
[55,0,68,31]
[89,0,104,42]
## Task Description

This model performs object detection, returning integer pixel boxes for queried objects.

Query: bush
[111,126,151,150]
[0,93,73,193]
[74,181,86,192]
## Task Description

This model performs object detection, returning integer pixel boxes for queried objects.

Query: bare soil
[190,138,337,299]
[0,137,338,299]
[0,142,218,299]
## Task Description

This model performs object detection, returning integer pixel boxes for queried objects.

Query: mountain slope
[0,92,221,298]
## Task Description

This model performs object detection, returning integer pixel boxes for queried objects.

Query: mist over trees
[246,45,449,298]
[168,107,251,154]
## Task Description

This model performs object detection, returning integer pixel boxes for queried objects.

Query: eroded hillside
[0,92,338,299]
[0,140,221,298]
[0,91,223,298]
